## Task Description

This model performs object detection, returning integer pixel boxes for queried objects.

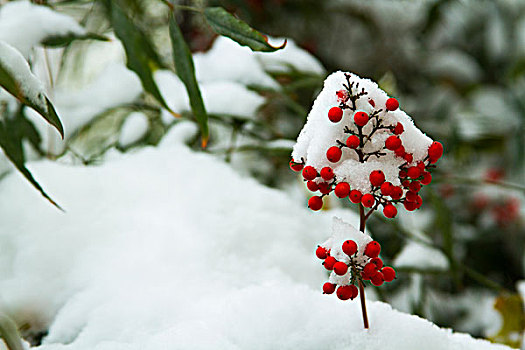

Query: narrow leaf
[204,7,286,52]
[108,2,174,114]
[0,119,63,210]
[42,32,111,47]
[0,41,64,138]
[169,15,208,146]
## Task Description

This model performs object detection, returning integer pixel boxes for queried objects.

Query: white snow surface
[292,71,434,193]
[155,70,265,123]
[394,241,449,271]
[118,112,149,147]
[0,126,510,350]
[0,0,86,58]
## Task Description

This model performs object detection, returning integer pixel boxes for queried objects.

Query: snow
[292,71,434,193]
[118,112,149,147]
[0,125,511,350]
[255,38,325,74]
[0,40,48,113]
[28,63,143,154]
[193,36,279,89]
[394,241,449,271]
[0,0,86,58]
[155,70,266,123]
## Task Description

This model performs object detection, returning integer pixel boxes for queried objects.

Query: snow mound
[0,127,510,350]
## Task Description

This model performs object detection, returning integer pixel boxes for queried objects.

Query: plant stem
[358,203,370,329]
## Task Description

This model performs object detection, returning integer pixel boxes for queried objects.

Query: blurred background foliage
[0,0,524,348]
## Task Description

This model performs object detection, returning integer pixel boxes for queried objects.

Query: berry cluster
[290,73,443,218]
[316,239,395,300]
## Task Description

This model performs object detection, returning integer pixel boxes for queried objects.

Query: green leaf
[169,15,209,147]
[42,32,110,47]
[0,41,64,138]
[0,312,24,350]
[108,2,174,114]
[203,7,286,52]
[0,118,62,210]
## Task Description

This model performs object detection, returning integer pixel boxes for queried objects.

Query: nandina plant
[289,71,443,329]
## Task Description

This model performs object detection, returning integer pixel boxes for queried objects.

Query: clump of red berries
[316,240,396,300]
[290,73,443,217]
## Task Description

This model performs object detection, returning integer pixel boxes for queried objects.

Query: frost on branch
[316,218,396,300]
[290,71,443,216]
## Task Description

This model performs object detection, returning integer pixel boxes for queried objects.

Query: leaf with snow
[0,41,64,137]
[204,7,286,52]
[169,15,209,147]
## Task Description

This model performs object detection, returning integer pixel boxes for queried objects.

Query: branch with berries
[288,71,444,329]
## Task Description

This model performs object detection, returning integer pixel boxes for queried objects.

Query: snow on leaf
[0,40,64,137]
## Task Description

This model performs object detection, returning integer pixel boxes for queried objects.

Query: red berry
[421,171,432,185]
[333,261,348,276]
[363,263,377,275]
[364,241,381,258]
[404,200,417,211]
[399,169,407,178]
[403,153,413,163]
[346,135,360,149]
[334,182,350,198]
[385,136,402,150]
[368,99,375,107]
[369,170,385,187]
[394,145,406,157]
[336,90,348,102]
[370,257,383,269]
[409,181,421,192]
[361,269,372,281]
[307,181,319,192]
[405,191,418,202]
[290,160,303,172]
[402,179,411,188]
[342,240,357,256]
[326,146,342,163]
[380,182,393,196]
[336,285,353,300]
[349,190,362,203]
[318,182,332,195]
[302,166,318,180]
[414,195,423,208]
[320,167,334,180]
[354,111,369,127]
[386,98,399,111]
[316,246,328,259]
[323,256,337,270]
[323,282,336,294]
[383,204,397,218]
[393,122,404,135]
[361,193,375,208]
[428,141,443,163]
[407,166,421,179]
[328,107,343,123]
[382,266,396,282]
[417,161,426,171]
[370,271,385,286]
[390,186,403,200]
[308,196,323,211]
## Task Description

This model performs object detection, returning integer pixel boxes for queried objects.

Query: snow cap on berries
[292,71,434,193]
[319,217,373,285]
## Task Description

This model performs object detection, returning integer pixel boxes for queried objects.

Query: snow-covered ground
[0,124,512,350]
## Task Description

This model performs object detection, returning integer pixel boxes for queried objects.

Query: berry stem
[358,204,370,329]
